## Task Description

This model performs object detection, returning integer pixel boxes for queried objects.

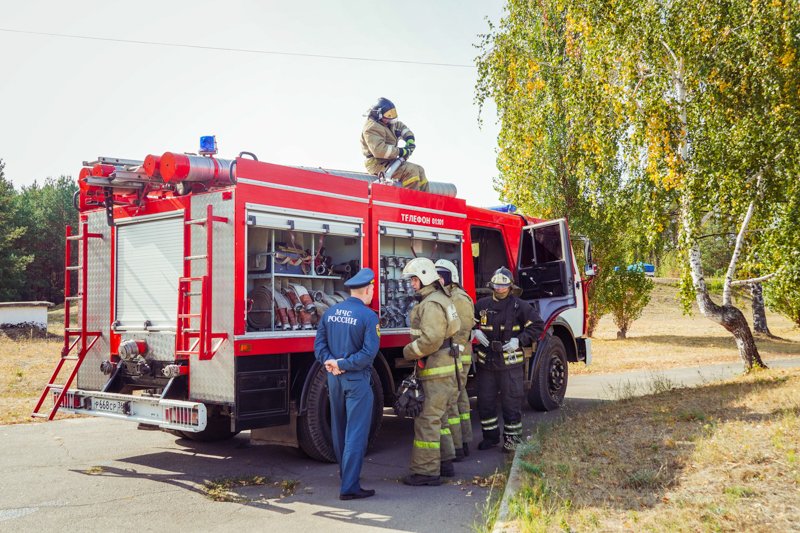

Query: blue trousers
[327,372,373,495]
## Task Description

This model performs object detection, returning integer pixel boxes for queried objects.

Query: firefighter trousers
[327,372,373,495]
[411,374,457,476]
[365,159,429,192]
[477,365,524,443]
[445,380,463,454]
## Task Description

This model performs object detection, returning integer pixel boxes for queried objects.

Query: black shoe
[339,488,375,500]
[453,447,465,462]
[440,460,455,477]
[463,442,470,456]
[402,473,442,486]
[478,438,499,450]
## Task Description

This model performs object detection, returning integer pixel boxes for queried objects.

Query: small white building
[0,301,54,331]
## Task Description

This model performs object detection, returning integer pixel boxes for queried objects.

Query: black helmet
[369,97,397,121]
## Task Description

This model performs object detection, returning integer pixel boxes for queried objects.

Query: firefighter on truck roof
[400,258,461,486]
[435,259,476,461]
[472,267,544,453]
[361,97,429,192]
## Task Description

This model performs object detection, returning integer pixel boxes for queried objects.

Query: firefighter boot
[503,434,523,453]
[454,447,465,462]
[440,460,455,478]
[478,438,499,450]
[402,473,443,486]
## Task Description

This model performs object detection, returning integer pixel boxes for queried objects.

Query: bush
[602,269,654,339]
[764,254,800,327]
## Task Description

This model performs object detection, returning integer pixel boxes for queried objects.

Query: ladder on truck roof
[32,222,103,420]
[176,204,228,360]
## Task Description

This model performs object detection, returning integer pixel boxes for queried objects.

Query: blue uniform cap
[344,267,375,289]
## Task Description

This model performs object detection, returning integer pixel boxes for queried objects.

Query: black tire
[179,405,240,442]
[527,336,569,411]
[297,364,384,463]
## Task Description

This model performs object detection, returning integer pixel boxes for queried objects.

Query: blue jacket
[314,297,380,374]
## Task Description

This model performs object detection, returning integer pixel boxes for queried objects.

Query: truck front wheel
[527,336,568,411]
[297,364,384,463]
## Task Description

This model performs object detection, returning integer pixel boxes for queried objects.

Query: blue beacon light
[488,204,518,213]
[199,135,218,156]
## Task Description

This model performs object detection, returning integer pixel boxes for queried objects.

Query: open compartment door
[516,218,576,323]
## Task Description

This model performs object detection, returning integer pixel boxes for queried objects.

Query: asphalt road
[2,358,798,533]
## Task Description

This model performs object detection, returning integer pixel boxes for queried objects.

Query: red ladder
[32,222,103,420]
[176,204,228,360]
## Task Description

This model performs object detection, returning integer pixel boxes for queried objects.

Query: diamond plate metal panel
[120,332,176,362]
[77,212,112,391]
[188,192,236,403]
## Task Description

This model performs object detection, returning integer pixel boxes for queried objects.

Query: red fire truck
[33,142,593,462]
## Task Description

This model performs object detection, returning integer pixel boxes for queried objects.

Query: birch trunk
[751,282,772,336]
[671,52,766,372]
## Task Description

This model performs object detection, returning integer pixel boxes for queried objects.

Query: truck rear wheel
[180,405,240,442]
[298,365,384,463]
[527,336,568,411]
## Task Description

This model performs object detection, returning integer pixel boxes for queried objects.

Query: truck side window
[533,224,563,264]
[470,226,508,295]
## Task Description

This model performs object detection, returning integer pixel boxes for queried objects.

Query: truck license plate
[92,398,126,414]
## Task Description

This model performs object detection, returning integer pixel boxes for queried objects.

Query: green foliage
[764,254,800,327]
[756,180,800,326]
[477,0,800,358]
[0,160,33,301]
[475,0,672,334]
[599,269,654,338]
[13,176,78,303]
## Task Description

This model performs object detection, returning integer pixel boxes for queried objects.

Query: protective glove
[502,337,520,352]
[398,147,412,159]
[405,138,416,154]
[471,329,490,347]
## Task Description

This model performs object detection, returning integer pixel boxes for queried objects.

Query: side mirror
[584,263,597,278]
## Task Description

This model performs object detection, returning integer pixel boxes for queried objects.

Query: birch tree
[477,0,800,371]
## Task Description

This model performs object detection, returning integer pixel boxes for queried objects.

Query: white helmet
[490,266,514,289]
[434,259,460,285]
[402,257,439,286]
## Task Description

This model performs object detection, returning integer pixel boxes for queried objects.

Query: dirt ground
[510,366,800,532]
[575,283,800,375]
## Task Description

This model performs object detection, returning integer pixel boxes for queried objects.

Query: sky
[0,0,506,207]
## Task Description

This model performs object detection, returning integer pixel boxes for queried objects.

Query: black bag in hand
[393,370,425,418]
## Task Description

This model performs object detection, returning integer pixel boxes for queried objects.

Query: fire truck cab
[34,147,592,463]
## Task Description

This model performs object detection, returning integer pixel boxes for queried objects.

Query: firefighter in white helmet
[401,257,461,485]
[361,97,429,192]
[435,259,476,460]
[473,266,544,452]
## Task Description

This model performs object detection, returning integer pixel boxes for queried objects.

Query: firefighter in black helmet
[473,267,543,452]
[361,97,429,191]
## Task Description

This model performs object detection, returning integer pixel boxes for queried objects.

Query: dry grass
[0,306,76,425]
[509,367,800,532]
[574,282,800,375]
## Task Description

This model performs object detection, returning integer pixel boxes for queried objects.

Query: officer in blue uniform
[314,267,380,500]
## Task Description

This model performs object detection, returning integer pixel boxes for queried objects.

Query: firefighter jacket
[361,118,414,168]
[448,284,475,368]
[403,284,461,380]
[474,293,543,370]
